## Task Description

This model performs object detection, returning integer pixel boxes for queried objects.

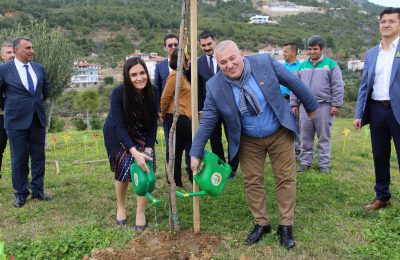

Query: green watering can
[130,161,161,206]
[176,150,232,198]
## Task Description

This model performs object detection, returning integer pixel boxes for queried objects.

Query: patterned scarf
[222,58,263,116]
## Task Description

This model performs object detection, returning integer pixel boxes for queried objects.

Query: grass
[1,119,400,259]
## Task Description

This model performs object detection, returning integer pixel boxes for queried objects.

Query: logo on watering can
[134,173,139,186]
[211,172,222,186]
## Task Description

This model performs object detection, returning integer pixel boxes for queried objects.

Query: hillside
[0,0,385,65]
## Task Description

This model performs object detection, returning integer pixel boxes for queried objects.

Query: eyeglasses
[167,43,178,48]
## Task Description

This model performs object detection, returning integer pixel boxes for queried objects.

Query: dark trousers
[210,119,239,173]
[369,101,400,201]
[163,117,190,173]
[165,114,193,187]
[7,113,46,198]
[0,114,8,172]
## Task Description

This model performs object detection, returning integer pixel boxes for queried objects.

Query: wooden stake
[190,0,200,233]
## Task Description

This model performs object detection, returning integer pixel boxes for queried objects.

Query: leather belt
[371,99,391,106]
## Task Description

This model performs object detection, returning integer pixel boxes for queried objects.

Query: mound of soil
[86,230,224,260]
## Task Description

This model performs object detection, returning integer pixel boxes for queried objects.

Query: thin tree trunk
[45,99,55,149]
[86,108,90,130]
[167,0,190,231]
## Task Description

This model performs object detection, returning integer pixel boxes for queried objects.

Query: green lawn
[1,119,400,259]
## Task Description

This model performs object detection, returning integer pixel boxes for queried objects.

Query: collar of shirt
[14,58,38,91]
[284,59,300,67]
[379,36,399,51]
[309,54,325,65]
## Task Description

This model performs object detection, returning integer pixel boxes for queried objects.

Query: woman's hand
[130,147,152,173]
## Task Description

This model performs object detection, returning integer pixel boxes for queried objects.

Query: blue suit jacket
[154,58,170,100]
[198,54,216,111]
[0,60,49,129]
[190,54,319,159]
[354,43,400,125]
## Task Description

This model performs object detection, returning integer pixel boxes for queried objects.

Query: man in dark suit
[0,43,14,180]
[190,40,318,249]
[0,37,51,208]
[197,30,239,179]
[353,7,400,210]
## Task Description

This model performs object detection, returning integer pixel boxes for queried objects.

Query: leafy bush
[90,114,104,130]
[104,76,114,85]
[48,117,65,133]
[8,226,133,259]
[72,115,87,131]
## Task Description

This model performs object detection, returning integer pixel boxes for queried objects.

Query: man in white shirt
[353,7,400,210]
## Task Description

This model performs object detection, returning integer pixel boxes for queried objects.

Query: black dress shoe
[32,193,53,201]
[13,190,30,208]
[277,225,296,249]
[245,224,271,245]
[14,197,26,208]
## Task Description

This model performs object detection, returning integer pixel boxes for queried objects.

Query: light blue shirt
[279,59,301,96]
[231,75,280,138]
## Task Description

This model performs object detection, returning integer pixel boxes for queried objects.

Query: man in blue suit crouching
[0,37,51,208]
[190,40,319,249]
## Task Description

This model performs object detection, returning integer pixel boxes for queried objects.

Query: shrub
[72,115,87,131]
[48,117,66,133]
[90,114,104,130]
[104,76,114,85]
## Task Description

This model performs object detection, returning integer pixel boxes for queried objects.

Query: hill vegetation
[0,0,383,63]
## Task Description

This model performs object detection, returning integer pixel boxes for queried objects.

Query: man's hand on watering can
[191,156,204,175]
[130,147,152,173]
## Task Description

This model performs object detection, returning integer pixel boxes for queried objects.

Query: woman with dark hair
[160,49,193,188]
[103,57,157,230]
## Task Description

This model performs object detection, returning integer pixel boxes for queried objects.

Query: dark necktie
[208,56,214,75]
[24,64,35,96]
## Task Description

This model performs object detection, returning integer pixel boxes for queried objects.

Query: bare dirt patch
[86,230,224,260]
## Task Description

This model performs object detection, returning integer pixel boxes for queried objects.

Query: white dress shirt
[372,36,399,100]
[14,58,38,93]
[208,55,217,74]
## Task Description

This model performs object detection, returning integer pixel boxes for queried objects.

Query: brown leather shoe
[364,199,391,210]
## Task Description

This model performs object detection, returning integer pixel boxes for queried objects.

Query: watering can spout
[145,192,162,206]
[176,150,231,199]
[176,190,208,198]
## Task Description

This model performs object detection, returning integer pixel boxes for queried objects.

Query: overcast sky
[368,0,400,7]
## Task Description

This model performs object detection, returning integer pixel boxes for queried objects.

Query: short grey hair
[214,40,240,56]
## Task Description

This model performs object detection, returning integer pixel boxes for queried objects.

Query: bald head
[1,43,14,62]
[214,40,244,80]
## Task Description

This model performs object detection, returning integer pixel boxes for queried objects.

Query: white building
[347,59,364,71]
[71,61,101,88]
[249,15,270,24]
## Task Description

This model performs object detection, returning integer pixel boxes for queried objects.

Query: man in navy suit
[197,30,239,179]
[353,7,400,211]
[0,43,14,180]
[190,40,318,249]
[0,37,51,208]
